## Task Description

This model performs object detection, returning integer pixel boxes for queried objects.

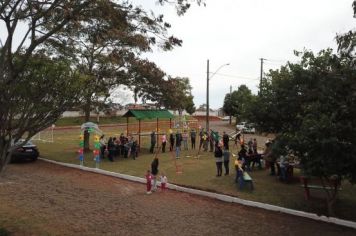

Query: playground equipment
[153,142,183,175]
[78,122,103,167]
[93,134,101,169]
[122,109,198,150]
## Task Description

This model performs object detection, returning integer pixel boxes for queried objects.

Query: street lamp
[206,59,230,132]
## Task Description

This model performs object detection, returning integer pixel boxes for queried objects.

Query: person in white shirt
[160,173,168,191]
[99,135,106,159]
[161,133,167,153]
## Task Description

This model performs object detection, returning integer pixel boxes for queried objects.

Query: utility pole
[229,85,232,125]
[206,59,210,132]
[205,60,229,132]
[259,58,265,95]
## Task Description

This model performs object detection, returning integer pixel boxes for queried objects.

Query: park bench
[236,168,254,191]
[300,176,342,200]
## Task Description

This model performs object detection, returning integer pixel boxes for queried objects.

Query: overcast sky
[1,1,355,109]
[138,0,355,109]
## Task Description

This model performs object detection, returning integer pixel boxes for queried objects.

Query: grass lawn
[33,126,356,222]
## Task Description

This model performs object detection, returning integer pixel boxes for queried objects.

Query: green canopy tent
[122,109,175,147]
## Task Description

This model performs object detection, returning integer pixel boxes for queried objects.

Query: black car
[11,140,39,162]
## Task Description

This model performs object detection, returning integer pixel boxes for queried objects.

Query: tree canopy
[223,85,255,122]
[248,46,356,215]
[0,0,202,171]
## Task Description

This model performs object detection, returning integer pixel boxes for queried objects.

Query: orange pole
[139,119,141,146]
[156,118,159,145]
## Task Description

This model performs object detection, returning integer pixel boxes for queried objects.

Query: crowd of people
[94,124,294,195]
[99,133,138,162]
[236,138,262,171]
[148,128,237,158]
[147,128,260,178]
[98,127,280,194]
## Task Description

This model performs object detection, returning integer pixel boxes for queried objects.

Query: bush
[0,228,10,236]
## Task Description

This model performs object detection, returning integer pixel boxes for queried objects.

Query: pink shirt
[146,174,152,182]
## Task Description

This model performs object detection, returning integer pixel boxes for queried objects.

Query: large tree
[223,85,254,123]
[160,77,195,114]
[249,1,356,211]
[0,1,92,172]
[222,93,238,123]
[250,48,356,215]
[0,52,83,172]
[0,0,203,171]
[44,0,201,150]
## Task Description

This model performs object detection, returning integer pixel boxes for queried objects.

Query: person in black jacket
[190,129,196,149]
[151,157,159,191]
[222,131,230,150]
[214,141,223,177]
[238,144,247,161]
[223,147,230,175]
[107,137,115,162]
[175,131,183,159]
[169,131,175,152]
[149,131,156,153]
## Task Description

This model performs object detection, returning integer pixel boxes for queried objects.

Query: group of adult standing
[99,134,138,162]
[150,129,198,159]
[149,128,233,158]
[214,131,232,177]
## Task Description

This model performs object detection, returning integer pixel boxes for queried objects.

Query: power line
[211,72,259,80]
[264,61,284,66]
[265,58,288,63]
[265,58,300,64]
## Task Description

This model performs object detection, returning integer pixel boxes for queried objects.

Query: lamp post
[206,59,230,132]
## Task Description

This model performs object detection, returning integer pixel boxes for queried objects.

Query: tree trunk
[321,177,338,217]
[96,113,100,124]
[326,197,336,217]
[0,139,12,174]
[178,109,183,129]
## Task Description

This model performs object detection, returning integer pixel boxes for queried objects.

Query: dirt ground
[0,161,355,236]
[204,120,274,151]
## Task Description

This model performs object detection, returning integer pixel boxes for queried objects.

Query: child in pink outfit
[145,170,153,194]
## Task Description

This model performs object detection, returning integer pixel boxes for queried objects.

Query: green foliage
[184,95,196,115]
[159,77,195,113]
[1,53,83,140]
[158,0,206,15]
[250,48,356,184]
[0,0,201,171]
[0,54,83,171]
[222,93,236,117]
[223,85,255,122]
[43,0,198,118]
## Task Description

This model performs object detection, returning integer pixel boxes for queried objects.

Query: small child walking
[160,173,168,191]
[145,170,153,194]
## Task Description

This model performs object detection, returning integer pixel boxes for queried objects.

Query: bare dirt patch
[0,161,355,236]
